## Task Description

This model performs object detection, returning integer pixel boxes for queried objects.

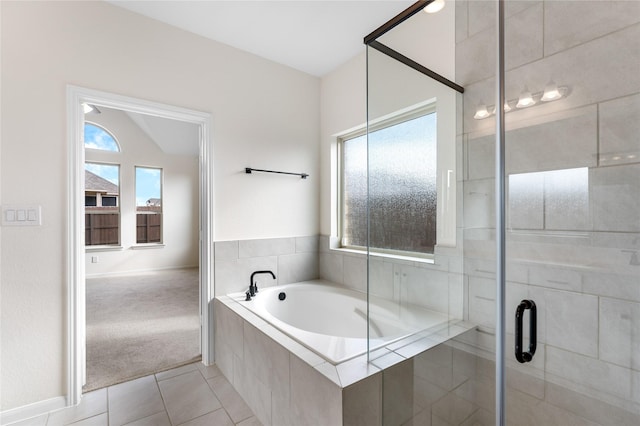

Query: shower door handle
[515,299,537,363]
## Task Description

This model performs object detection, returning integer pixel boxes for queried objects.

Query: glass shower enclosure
[364,1,640,424]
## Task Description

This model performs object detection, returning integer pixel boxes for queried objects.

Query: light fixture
[424,0,445,14]
[474,104,491,120]
[541,81,562,102]
[516,88,536,108]
[473,82,569,119]
[82,103,101,114]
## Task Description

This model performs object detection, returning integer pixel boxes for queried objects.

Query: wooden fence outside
[85,206,162,246]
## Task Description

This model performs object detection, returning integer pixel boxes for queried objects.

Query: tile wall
[214,292,475,426]
[214,297,355,426]
[456,0,640,424]
[213,236,319,296]
[318,236,465,320]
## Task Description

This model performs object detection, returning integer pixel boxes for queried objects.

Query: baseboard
[0,396,66,425]
[85,265,198,278]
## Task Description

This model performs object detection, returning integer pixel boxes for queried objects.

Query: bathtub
[228,279,451,364]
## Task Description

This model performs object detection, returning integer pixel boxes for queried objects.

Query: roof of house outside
[85,170,119,195]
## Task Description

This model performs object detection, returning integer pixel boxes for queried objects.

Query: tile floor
[9,363,261,426]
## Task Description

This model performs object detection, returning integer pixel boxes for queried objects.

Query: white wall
[377,1,456,82]
[0,1,319,411]
[84,108,199,276]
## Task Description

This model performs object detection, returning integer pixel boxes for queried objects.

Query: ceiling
[99,1,453,154]
[107,0,415,77]
[125,111,200,156]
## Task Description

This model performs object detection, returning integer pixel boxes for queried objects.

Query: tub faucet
[249,270,276,297]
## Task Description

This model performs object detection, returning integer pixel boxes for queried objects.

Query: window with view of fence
[136,167,163,244]
[136,207,162,243]
[85,163,120,246]
[85,211,119,246]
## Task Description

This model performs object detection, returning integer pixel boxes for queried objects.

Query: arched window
[84,122,120,152]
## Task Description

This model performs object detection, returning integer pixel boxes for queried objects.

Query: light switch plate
[1,205,42,226]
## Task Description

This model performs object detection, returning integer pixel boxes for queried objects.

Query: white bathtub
[229,279,450,364]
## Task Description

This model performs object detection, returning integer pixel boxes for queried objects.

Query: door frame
[66,85,214,406]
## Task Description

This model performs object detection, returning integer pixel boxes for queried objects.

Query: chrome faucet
[247,270,276,299]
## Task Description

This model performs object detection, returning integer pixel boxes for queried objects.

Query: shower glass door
[499,1,640,424]
[365,0,639,424]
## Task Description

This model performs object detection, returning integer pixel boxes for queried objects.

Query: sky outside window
[84,123,120,151]
[136,167,162,207]
[85,163,119,186]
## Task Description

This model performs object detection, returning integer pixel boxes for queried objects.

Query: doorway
[67,86,214,405]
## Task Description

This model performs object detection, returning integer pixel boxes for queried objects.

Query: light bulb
[424,0,445,14]
[516,89,535,108]
[474,104,491,120]
[541,82,562,101]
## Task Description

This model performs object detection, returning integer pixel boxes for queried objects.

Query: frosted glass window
[84,123,120,152]
[509,167,589,231]
[342,112,437,254]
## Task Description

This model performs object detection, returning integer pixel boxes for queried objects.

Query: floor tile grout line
[43,362,257,426]
[106,386,111,426]
[155,363,203,383]
[152,374,173,426]
[156,365,226,426]
[172,406,229,426]
[205,376,248,425]
[66,412,108,426]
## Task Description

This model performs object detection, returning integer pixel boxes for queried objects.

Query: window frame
[337,103,438,260]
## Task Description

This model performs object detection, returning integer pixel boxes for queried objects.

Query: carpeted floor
[84,268,201,392]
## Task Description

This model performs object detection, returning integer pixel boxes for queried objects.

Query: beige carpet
[84,268,200,392]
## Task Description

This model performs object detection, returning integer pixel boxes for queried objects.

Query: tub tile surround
[214,199,472,426]
[214,236,319,296]
[456,0,640,424]
[214,295,475,426]
[318,236,466,321]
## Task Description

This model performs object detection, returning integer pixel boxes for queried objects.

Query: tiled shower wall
[457,0,640,424]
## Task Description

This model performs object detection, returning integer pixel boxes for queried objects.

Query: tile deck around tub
[216,294,476,389]
[7,363,260,426]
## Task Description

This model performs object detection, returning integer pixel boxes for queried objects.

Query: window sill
[130,244,165,250]
[329,246,435,265]
[86,246,123,252]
